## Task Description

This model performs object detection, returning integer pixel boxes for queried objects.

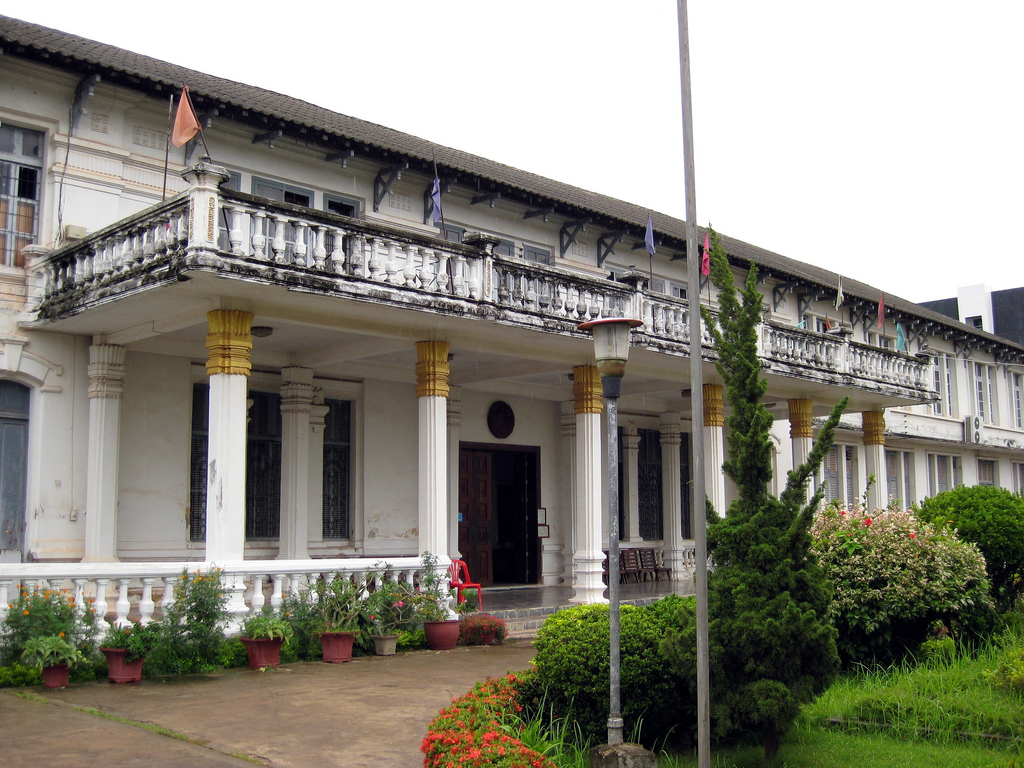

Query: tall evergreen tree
[694,229,846,758]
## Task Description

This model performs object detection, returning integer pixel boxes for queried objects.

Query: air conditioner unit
[964,415,983,444]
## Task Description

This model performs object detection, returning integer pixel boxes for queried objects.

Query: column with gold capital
[205,310,253,566]
[789,399,814,504]
[863,411,887,511]
[570,365,606,604]
[704,384,727,514]
[416,341,450,560]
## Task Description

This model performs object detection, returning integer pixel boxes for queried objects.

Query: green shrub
[146,568,229,675]
[0,662,42,687]
[1,585,100,666]
[985,646,1024,696]
[218,638,249,668]
[396,628,427,652]
[917,485,1024,610]
[531,598,695,748]
[811,507,995,666]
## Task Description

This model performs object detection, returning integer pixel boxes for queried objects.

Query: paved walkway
[0,641,537,768]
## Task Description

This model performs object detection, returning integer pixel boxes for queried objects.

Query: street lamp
[578,316,642,748]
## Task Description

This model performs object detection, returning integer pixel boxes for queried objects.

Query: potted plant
[364,573,417,656]
[21,635,85,688]
[458,614,507,646]
[314,575,365,663]
[418,552,460,651]
[239,610,294,669]
[99,621,159,683]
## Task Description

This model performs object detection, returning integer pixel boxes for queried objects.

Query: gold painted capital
[788,399,814,439]
[863,411,886,446]
[415,341,450,398]
[573,365,602,415]
[703,384,724,428]
[206,310,254,376]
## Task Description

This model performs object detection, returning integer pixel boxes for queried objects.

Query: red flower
[909,532,916,539]
[864,517,872,527]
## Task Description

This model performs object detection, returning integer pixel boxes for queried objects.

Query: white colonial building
[0,15,1022,618]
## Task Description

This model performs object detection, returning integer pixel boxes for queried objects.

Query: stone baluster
[368,239,383,281]
[94,578,110,623]
[115,577,132,627]
[154,216,168,259]
[271,573,287,610]
[142,226,156,264]
[419,248,435,291]
[160,577,175,617]
[0,579,11,621]
[452,253,466,296]
[512,272,525,306]
[293,221,308,268]
[72,579,88,615]
[271,216,288,264]
[251,211,267,260]
[348,235,364,276]
[227,205,245,255]
[437,252,451,294]
[329,228,347,274]
[497,271,511,304]
[312,227,327,270]
[468,258,481,300]
[385,242,401,284]
[250,575,266,613]
[139,578,156,625]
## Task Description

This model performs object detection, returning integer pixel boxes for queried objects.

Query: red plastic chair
[448,559,483,610]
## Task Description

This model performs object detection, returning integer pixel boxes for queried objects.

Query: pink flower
[909,532,916,539]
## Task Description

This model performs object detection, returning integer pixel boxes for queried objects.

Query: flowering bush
[421,672,555,768]
[146,568,229,675]
[364,576,417,635]
[811,505,995,666]
[101,621,160,662]
[1,585,99,666]
[458,614,507,646]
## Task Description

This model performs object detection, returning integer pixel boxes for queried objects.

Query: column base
[662,547,691,581]
[571,554,608,604]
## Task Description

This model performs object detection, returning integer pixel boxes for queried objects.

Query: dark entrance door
[458,444,539,586]
[0,381,29,562]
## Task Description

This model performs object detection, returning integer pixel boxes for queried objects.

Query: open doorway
[458,443,539,586]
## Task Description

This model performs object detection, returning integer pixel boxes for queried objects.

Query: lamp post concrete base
[590,742,658,768]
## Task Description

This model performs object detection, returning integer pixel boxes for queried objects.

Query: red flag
[171,86,201,148]
[701,232,710,276]
[877,294,885,328]
[825,316,832,331]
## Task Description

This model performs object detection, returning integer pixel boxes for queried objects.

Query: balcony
[24,163,935,402]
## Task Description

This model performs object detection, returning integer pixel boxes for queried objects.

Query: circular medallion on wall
[487,400,515,439]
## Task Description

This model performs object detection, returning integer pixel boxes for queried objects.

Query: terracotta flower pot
[100,647,144,684]
[320,631,356,663]
[372,634,399,656]
[424,620,460,650]
[240,637,284,669]
[42,663,70,689]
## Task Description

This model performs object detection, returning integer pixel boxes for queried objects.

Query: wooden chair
[640,547,671,581]
[448,559,483,609]
[619,548,643,583]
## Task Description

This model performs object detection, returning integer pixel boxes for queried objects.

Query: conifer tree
[694,229,846,758]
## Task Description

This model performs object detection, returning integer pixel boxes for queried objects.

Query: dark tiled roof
[1,14,1020,353]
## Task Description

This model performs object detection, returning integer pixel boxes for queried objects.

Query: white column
[571,365,606,604]
[82,344,126,562]
[621,428,642,543]
[863,411,887,511]
[279,367,314,560]
[308,395,328,544]
[560,400,577,586]
[659,412,687,578]
[789,399,814,504]
[417,341,449,559]
[704,384,727,515]
[204,310,253,566]
[447,386,462,560]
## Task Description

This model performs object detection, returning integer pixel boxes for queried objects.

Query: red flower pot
[480,629,497,646]
[101,647,144,684]
[424,620,460,650]
[240,637,284,669]
[42,663,70,689]
[320,631,356,663]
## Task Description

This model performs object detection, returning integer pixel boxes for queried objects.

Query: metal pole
[606,388,623,746]
[677,1,711,767]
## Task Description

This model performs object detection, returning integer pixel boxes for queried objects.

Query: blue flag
[430,178,443,223]
[645,215,655,257]
[896,322,906,351]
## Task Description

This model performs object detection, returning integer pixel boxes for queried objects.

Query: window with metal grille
[845,446,856,509]
[245,391,282,539]
[322,398,351,539]
[680,436,691,539]
[637,429,663,540]
[818,445,840,503]
[189,384,209,541]
[0,125,42,268]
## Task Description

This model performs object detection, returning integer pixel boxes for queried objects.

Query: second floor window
[0,125,42,268]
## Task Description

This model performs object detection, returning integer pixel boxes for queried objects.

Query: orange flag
[171,86,201,148]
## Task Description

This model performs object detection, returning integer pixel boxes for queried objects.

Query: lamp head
[578,317,643,380]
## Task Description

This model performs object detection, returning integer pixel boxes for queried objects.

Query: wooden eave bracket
[772,281,797,312]
[326,149,355,167]
[471,193,501,207]
[252,129,282,148]
[373,162,409,212]
[597,230,628,268]
[559,218,590,257]
[524,207,555,222]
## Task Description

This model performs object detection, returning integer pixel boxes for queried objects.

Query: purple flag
[430,178,443,223]
[645,215,655,257]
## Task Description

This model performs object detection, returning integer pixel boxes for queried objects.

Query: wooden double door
[457,443,539,587]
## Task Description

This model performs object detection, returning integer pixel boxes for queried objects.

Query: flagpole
[431,152,447,235]
[184,87,212,158]
[162,93,174,201]
[677,2,710,767]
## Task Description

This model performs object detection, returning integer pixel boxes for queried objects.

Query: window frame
[0,124,43,268]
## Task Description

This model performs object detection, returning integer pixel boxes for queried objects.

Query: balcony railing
[26,168,934,398]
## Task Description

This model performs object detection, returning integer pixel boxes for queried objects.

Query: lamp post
[578,316,642,748]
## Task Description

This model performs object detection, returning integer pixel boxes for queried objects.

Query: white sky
[4,1,1022,303]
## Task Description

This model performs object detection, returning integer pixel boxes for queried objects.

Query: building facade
[0,16,1022,613]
